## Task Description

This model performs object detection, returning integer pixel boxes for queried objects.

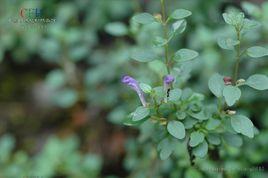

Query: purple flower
[121,75,147,107]
[163,75,175,102]
[164,75,175,85]
[163,75,175,90]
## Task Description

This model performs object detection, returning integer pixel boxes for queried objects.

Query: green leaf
[132,106,150,121]
[206,119,221,130]
[189,110,209,121]
[223,85,241,106]
[222,133,243,147]
[167,121,185,139]
[148,60,168,78]
[242,2,261,17]
[176,112,186,120]
[185,167,202,178]
[189,131,205,147]
[207,134,221,145]
[247,46,268,58]
[53,89,78,108]
[193,140,208,158]
[132,13,155,24]
[131,48,157,62]
[245,74,268,90]
[124,114,145,126]
[172,20,187,34]
[105,22,128,36]
[208,73,225,98]
[45,69,66,89]
[0,135,15,162]
[139,83,152,93]
[152,86,165,103]
[243,19,260,30]
[174,49,199,62]
[183,118,198,129]
[153,36,168,47]
[170,9,192,20]
[231,115,254,138]
[168,89,182,102]
[157,138,174,160]
[222,11,245,27]
[217,38,240,50]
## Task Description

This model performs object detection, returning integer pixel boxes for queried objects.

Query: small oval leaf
[167,121,185,139]
[223,85,241,106]
[245,74,268,90]
[170,9,192,20]
[133,13,155,24]
[247,46,268,58]
[132,106,150,121]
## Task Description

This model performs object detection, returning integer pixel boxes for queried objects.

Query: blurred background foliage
[0,0,267,177]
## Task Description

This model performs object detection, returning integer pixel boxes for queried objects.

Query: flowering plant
[121,0,268,164]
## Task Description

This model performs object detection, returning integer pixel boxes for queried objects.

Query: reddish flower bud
[223,77,232,85]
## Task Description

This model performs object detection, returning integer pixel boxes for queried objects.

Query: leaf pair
[132,9,192,25]
[208,73,241,107]
[209,73,268,106]
[189,131,208,158]
[222,11,259,31]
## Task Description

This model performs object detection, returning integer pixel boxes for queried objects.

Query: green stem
[187,137,195,166]
[153,96,160,115]
[233,29,241,84]
[218,97,222,113]
[161,0,170,74]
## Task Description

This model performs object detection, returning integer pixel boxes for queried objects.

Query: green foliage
[174,49,199,62]
[245,74,268,90]
[192,140,208,158]
[222,133,243,147]
[157,138,175,160]
[223,85,241,106]
[222,11,245,29]
[122,1,268,172]
[217,38,240,50]
[171,20,187,34]
[53,88,78,108]
[132,106,150,121]
[185,167,202,178]
[105,22,128,36]
[246,46,268,58]
[169,9,192,20]
[1,0,268,177]
[131,48,157,62]
[208,73,224,98]
[132,13,156,25]
[168,88,182,102]
[189,131,204,147]
[231,115,254,138]
[167,121,185,139]
[0,135,102,178]
[139,83,152,94]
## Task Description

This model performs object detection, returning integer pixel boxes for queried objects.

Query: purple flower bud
[164,75,175,85]
[163,75,175,91]
[163,75,175,102]
[121,75,147,107]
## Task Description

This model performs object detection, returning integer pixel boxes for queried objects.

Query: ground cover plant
[121,0,268,177]
[0,0,268,177]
